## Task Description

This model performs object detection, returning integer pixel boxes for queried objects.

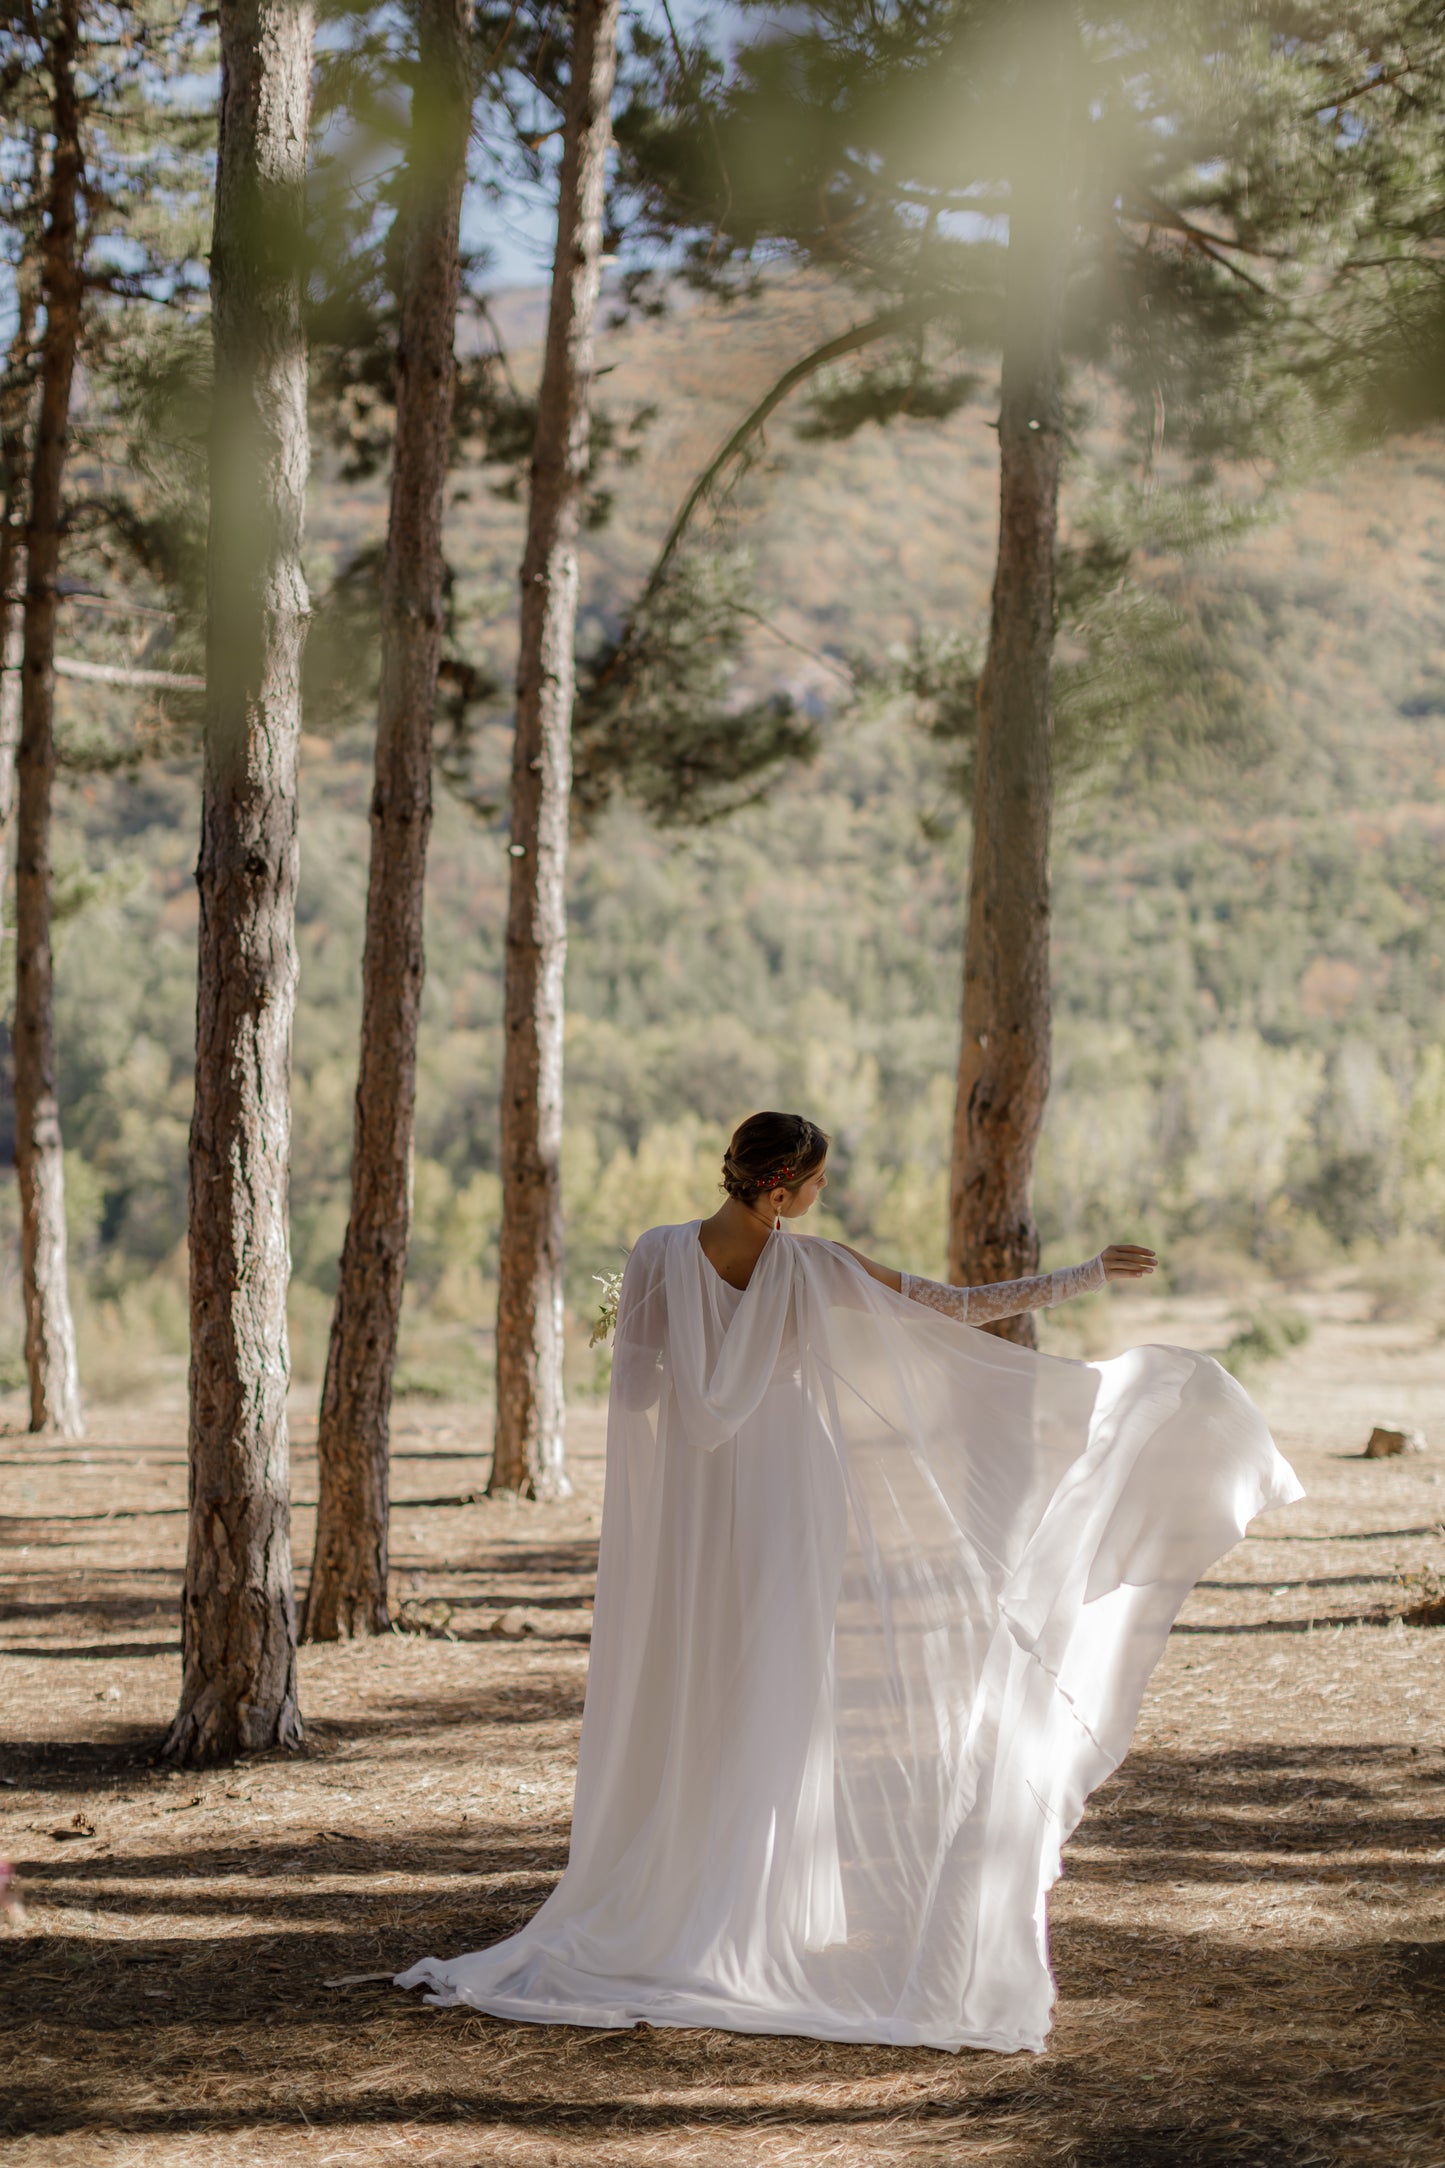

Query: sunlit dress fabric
[397,1223,1302,2054]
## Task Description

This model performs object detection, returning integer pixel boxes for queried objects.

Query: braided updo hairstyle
[721,1112,830,1206]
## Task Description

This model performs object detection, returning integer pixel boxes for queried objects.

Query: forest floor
[2,1285,1444,2168]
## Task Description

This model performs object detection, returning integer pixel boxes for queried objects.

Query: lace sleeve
[900,1253,1106,1326]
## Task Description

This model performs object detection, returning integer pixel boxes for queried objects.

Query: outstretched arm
[830,1240,1157,1322]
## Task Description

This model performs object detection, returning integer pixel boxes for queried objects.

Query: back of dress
[398,1221,1301,2052]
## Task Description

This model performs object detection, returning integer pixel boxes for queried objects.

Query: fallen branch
[51,656,204,690]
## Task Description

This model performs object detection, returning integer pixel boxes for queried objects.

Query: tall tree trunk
[0,155,43,850]
[490,0,619,1499]
[15,3,84,1437]
[303,0,472,1643]
[948,14,1077,1345]
[165,0,314,1765]
[0,152,45,1199]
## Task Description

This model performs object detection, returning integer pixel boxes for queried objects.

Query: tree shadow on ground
[3,1639,181,1660]
[1070,1741,1445,1874]
[2,1681,590,1793]
[1194,1573,1401,1591]
[4,1922,1442,2166]
[4,1743,1445,2164]
[0,1583,183,1623]
[1172,1611,1404,1633]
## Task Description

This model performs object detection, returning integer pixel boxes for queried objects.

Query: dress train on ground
[397,1224,1301,2053]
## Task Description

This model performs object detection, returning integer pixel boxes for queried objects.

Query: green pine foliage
[572,544,820,828]
[0,2,218,770]
[599,0,1445,833]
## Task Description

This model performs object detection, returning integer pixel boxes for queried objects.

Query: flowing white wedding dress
[397,1223,1302,2053]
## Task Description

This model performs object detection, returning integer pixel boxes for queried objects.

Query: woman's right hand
[1101,1243,1158,1281]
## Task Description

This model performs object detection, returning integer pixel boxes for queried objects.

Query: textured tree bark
[15,3,84,1437]
[491,0,619,1499]
[165,0,314,1764]
[304,0,473,1642]
[948,19,1077,1347]
[0,158,44,1208]
[0,164,43,846]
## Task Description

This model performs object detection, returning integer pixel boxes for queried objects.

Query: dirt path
[2,1290,1443,2166]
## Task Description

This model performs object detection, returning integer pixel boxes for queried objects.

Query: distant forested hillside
[13,279,1445,1399]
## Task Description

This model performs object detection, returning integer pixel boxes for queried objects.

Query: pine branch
[633,300,934,628]
[730,603,855,686]
[1134,195,1279,295]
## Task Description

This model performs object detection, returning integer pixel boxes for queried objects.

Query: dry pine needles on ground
[2,1283,1444,2167]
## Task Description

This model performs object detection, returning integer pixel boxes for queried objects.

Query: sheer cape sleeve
[396,1223,1303,2057]
[608,1231,668,1413]
[901,1252,1106,1325]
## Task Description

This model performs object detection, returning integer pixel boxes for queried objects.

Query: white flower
[588,1264,626,1348]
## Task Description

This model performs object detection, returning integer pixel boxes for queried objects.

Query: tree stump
[1363,1425,1427,1459]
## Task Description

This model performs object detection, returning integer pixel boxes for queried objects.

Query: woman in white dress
[398,1111,1302,2054]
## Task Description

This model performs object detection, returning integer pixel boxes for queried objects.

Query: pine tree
[0,138,44,863]
[0,0,215,1420]
[948,1,1079,1338]
[165,0,314,1765]
[491,0,620,1499]
[304,0,475,1641]
[14,0,86,1434]
[611,0,1445,1316]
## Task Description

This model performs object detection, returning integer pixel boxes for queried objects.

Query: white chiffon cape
[397,1222,1302,2054]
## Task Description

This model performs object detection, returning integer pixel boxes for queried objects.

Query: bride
[398,1110,1302,2054]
